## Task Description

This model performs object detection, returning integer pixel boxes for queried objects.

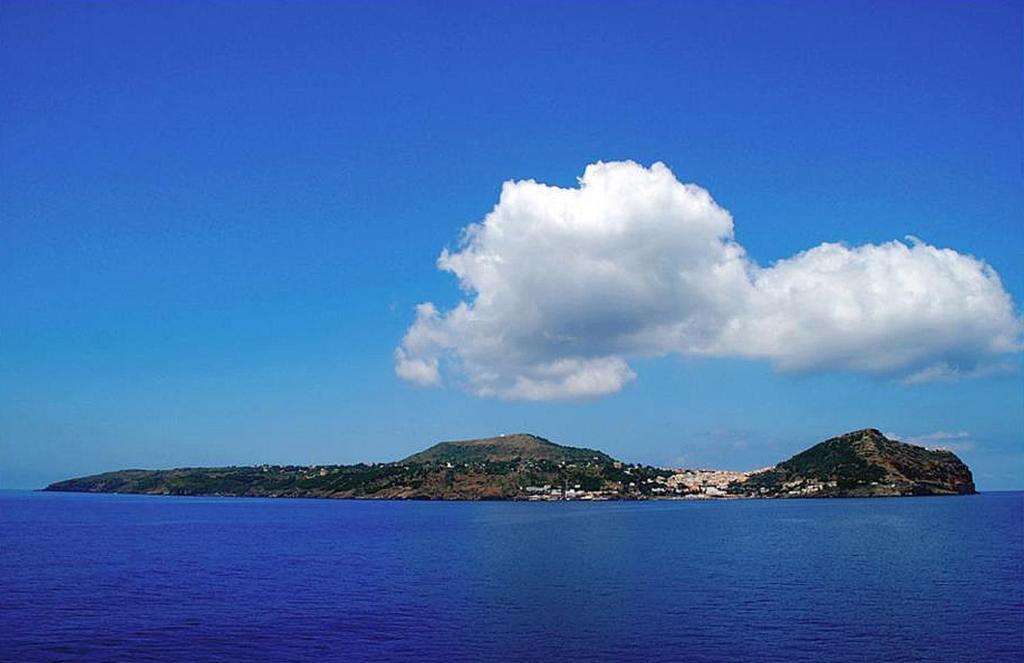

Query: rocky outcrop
[45,429,977,500]
[734,429,976,497]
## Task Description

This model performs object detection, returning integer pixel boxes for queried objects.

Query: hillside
[400,433,612,465]
[734,429,976,497]
[45,428,977,500]
[45,433,634,500]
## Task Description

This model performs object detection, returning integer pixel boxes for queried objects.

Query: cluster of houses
[521,467,754,500]
[665,469,751,497]
[523,484,616,500]
[773,479,839,496]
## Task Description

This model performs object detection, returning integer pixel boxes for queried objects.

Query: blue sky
[2,0,1021,489]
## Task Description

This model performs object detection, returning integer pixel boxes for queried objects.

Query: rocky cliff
[734,429,976,497]
[45,428,976,500]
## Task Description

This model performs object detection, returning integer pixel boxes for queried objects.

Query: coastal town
[522,466,753,501]
[46,430,976,500]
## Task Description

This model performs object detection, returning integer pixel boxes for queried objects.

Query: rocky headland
[44,429,976,500]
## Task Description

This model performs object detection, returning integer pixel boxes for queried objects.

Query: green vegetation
[733,429,975,497]
[401,433,612,465]
[45,429,976,500]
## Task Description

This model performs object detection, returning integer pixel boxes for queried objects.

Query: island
[44,428,976,500]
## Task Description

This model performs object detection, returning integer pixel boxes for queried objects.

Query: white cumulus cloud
[395,161,1022,400]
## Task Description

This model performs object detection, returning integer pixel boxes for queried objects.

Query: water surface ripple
[2,491,1021,662]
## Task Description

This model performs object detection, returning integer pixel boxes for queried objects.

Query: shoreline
[36,488,976,501]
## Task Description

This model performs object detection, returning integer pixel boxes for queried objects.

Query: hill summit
[44,428,976,500]
[737,428,976,497]
[400,433,612,465]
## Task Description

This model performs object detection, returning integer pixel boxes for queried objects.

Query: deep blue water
[1,491,1022,662]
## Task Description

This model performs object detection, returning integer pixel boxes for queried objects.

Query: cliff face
[735,429,976,497]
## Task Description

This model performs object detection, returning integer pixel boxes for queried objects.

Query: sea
[1,490,1021,662]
